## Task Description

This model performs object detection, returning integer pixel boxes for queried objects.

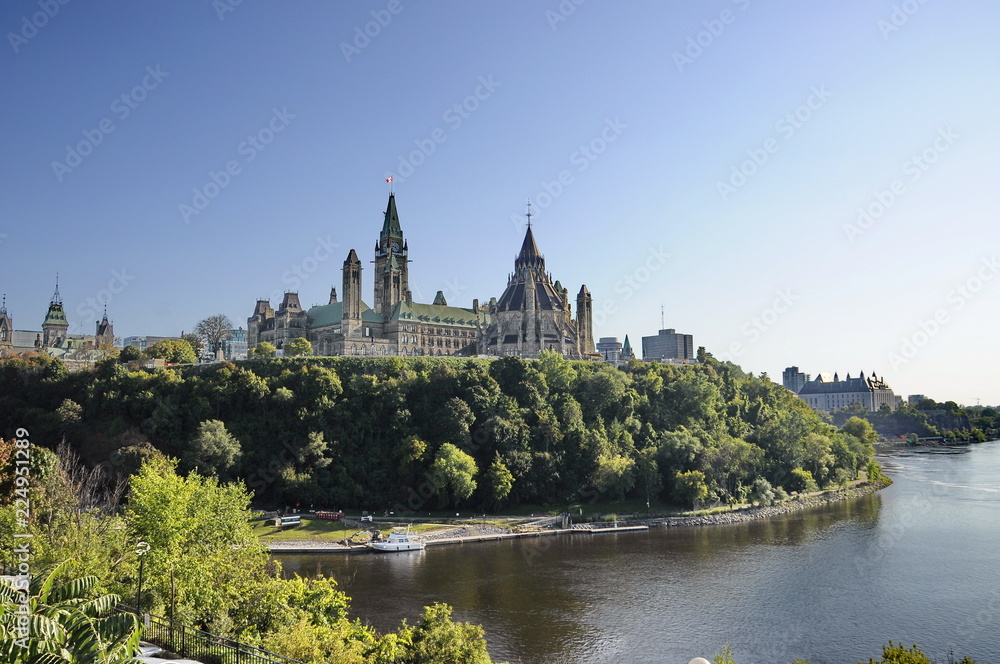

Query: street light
[135,541,150,612]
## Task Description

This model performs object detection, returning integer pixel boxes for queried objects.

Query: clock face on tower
[391,241,400,252]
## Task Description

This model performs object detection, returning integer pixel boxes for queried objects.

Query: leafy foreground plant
[0,560,139,664]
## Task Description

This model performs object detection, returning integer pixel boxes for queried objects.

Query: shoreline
[267,480,890,555]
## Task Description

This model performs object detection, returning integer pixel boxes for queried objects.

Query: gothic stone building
[797,371,899,413]
[477,223,594,359]
[247,194,595,359]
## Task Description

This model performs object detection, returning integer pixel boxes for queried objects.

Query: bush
[787,468,819,494]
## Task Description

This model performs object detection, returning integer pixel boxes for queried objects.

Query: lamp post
[135,541,150,612]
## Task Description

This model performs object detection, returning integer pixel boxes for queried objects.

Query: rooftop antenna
[661,304,665,330]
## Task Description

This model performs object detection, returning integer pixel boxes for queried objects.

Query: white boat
[370,528,424,552]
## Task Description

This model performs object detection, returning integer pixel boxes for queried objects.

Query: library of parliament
[247,194,596,359]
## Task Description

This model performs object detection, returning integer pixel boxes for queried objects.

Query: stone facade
[797,371,898,413]
[248,194,596,359]
[477,224,595,359]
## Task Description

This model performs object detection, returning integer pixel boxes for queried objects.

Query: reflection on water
[279,442,1000,664]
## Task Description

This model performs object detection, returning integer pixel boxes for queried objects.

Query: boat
[370,528,425,552]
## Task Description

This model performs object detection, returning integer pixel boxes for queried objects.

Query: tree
[118,344,143,363]
[181,332,205,358]
[285,337,313,357]
[184,419,241,477]
[125,457,268,629]
[195,314,234,355]
[251,341,276,358]
[428,443,478,506]
[146,338,197,364]
[674,469,709,509]
[396,603,493,664]
[484,456,514,510]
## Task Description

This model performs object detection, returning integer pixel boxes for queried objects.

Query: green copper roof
[390,300,489,328]
[432,290,447,306]
[379,194,403,242]
[307,301,381,328]
[622,335,633,353]
[43,303,69,328]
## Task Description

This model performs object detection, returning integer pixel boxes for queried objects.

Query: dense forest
[0,352,879,511]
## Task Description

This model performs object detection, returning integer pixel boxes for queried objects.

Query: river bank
[267,479,891,554]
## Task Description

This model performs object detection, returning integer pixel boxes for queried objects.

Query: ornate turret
[621,335,634,361]
[42,276,69,348]
[0,294,12,347]
[95,305,114,347]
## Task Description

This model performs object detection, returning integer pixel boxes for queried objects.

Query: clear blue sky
[2,1,998,405]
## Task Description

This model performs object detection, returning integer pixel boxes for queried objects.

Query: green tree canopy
[428,443,478,507]
[285,337,314,357]
[146,338,197,364]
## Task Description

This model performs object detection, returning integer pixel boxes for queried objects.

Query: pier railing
[121,605,304,664]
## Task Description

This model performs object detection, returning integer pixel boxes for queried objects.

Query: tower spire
[51,273,62,305]
[1,294,6,315]
[525,199,533,229]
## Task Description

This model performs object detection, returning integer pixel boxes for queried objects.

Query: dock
[587,525,649,534]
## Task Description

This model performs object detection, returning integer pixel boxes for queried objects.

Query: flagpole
[386,176,393,195]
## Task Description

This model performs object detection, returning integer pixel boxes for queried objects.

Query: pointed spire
[50,274,62,305]
[0,294,6,315]
[380,193,403,241]
[517,226,542,264]
[345,248,361,265]
[102,303,109,322]
[622,335,633,354]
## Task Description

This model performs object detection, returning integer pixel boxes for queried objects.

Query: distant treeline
[0,352,880,510]
[830,397,997,442]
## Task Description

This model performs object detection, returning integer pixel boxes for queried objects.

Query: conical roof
[380,194,403,241]
[516,226,542,264]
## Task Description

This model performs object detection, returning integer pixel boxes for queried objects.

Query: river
[278,441,1000,664]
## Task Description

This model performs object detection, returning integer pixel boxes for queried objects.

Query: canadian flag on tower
[385,176,392,183]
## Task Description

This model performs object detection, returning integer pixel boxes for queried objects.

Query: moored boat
[370,528,425,552]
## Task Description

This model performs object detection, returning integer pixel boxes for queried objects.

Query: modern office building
[641,328,694,362]
[782,366,810,393]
